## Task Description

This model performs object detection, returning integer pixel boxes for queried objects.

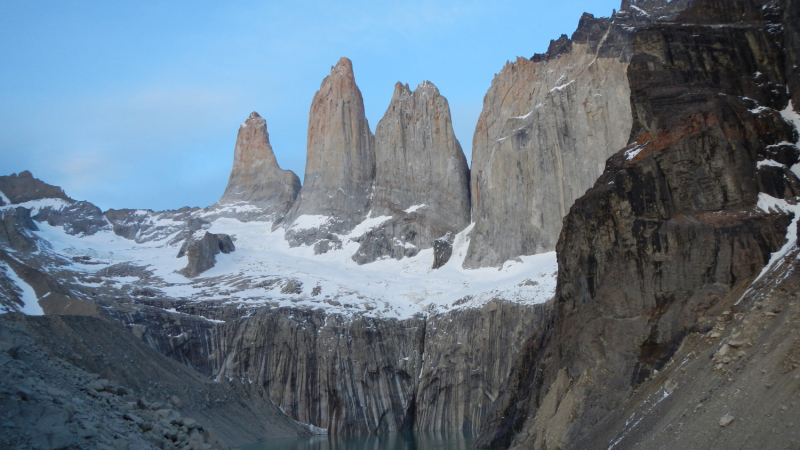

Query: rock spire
[282,57,376,243]
[352,81,471,265]
[218,111,300,218]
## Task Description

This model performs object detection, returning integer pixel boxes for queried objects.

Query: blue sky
[0,0,622,211]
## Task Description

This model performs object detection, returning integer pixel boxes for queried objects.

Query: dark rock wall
[476,0,800,448]
[0,171,71,204]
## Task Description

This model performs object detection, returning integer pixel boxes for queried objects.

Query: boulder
[177,232,235,278]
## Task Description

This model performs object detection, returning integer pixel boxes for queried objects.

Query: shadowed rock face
[475,0,800,448]
[218,112,300,218]
[0,171,70,204]
[464,1,691,269]
[353,81,471,264]
[282,57,376,240]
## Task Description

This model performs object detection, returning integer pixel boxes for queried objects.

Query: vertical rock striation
[210,309,425,435]
[464,1,688,269]
[414,301,551,435]
[218,112,301,219]
[353,81,471,264]
[282,57,376,244]
[476,0,800,448]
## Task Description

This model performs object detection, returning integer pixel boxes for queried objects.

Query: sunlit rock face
[282,57,376,244]
[218,111,301,219]
[464,0,689,269]
[353,81,471,265]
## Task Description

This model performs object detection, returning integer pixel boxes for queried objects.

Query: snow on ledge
[404,204,426,214]
[290,215,331,231]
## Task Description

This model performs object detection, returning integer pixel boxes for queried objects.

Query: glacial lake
[241,432,477,450]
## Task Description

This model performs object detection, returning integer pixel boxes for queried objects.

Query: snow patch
[624,142,650,161]
[0,260,44,315]
[0,189,10,205]
[347,215,392,238]
[549,80,575,93]
[757,159,786,169]
[404,204,426,214]
[290,215,331,231]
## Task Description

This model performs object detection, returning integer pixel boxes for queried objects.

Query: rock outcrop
[0,171,109,236]
[352,82,471,264]
[0,207,38,252]
[282,57,375,243]
[217,112,301,219]
[464,0,689,269]
[0,170,70,204]
[177,232,235,278]
[475,0,800,448]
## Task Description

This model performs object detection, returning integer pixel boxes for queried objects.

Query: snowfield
[30,216,558,319]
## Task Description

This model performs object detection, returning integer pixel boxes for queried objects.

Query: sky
[0,0,623,211]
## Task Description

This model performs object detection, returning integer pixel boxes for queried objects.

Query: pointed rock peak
[414,80,440,96]
[219,112,301,211]
[242,111,266,128]
[392,82,412,101]
[331,57,355,77]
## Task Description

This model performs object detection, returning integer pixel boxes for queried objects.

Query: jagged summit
[352,78,470,264]
[281,57,375,244]
[218,111,300,218]
[0,171,71,205]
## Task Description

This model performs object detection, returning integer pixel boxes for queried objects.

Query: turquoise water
[241,432,477,450]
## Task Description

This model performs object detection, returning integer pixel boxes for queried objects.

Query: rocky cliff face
[104,299,552,437]
[464,0,689,269]
[217,112,301,219]
[353,81,471,265]
[414,301,551,434]
[282,57,375,243]
[475,0,800,448]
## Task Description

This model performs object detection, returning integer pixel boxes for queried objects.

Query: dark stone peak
[0,171,72,205]
[247,111,262,121]
[531,34,573,62]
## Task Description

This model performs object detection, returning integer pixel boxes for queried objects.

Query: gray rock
[354,81,470,264]
[0,171,70,204]
[432,232,454,269]
[217,112,301,219]
[282,57,376,240]
[32,200,109,236]
[0,207,39,252]
[719,414,735,427]
[464,19,633,268]
[104,207,204,244]
[280,279,302,295]
[177,232,235,278]
[463,2,687,269]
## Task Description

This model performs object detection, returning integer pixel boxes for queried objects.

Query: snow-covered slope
[30,214,557,319]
